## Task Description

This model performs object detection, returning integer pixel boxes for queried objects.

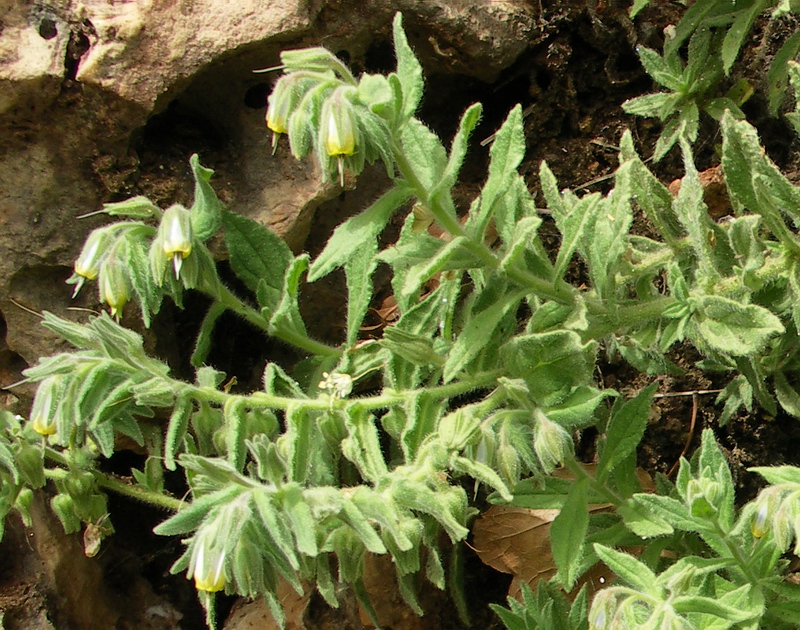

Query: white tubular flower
[190,531,226,593]
[320,88,357,157]
[159,205,193,279]
[74,228,112,281]
[30,376,61,436]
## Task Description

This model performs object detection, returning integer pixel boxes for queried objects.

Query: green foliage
[625,0,800,159]
[7,10,800,630]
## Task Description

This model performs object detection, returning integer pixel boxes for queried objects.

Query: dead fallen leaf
[472,465,654,599]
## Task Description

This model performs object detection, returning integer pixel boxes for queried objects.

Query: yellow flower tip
[163,209,192,259]
[324,109,356,156]
[752,503,769,538]
[31,415,56,436]
[193,543,226,592]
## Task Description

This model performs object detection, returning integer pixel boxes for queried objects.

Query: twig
[653,388,722,399]
[667,392,698,478]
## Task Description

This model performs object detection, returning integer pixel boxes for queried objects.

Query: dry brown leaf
[472,465,654,599]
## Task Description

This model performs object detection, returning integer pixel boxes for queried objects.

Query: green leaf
[692,295,783,356]
[628,493,696,531]
[399,117,448,193]
[281,484,318,557]
[622,92,677,118]
[770,34,800,115]
[597,383,657,483]
[551,477,589,590]
[433,103,483,200]
[552,193,603,280]
[443,289,524,382]
[749,465,800,486]
[721,111,800,225]
[191,302,225,367]
[721,3,762,75]
[469,105,526,239]
[165,394,193,471]
[189,154,223,240]
[308,186,409,282]
[99,196,160,219]
[545,386,612,428]
[672,593,755,623]
[636,45,681,90]
[502,331,595,405]
[154,485,243,536]
[344,243,377,346]
[393,12,424,120]
[774,371,800,418]
[269,255,309,342]
[222,209,292,305]
[593,544,658,595]
[224,397,248,472]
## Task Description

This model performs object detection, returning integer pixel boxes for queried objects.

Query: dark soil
[4,1,800,629]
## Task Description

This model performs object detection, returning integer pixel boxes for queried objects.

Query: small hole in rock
[38,18,57,40]
[243,82,271,109]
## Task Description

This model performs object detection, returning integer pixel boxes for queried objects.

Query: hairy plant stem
[44,447,183,512]
[208,281,342,358]
[190,368,506,412]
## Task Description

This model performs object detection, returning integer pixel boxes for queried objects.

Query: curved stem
[207,282,342,358]
[44,447,183,512]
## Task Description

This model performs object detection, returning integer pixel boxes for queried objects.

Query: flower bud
[158,205,193,279]
[191,531,226,592]
[320,87,358,157]
[75,228,112,281]
[266,75,299,136]
[533,410,573,473]
[98,254,131,319]
[751,499,770,539]
[30,376,61,436]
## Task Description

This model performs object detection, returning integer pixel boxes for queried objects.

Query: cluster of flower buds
[263,47,395,187]
[68,224,144,319]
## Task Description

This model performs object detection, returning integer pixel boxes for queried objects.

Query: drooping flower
[158,205,193,279]
[30,376,61,436]
[320,87,358,158]
[191,533,226,593]
[98,254,131,319]
[69,228,113,297]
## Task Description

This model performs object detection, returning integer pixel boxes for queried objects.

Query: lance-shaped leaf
[550,476,589,590]
[392,13,423,121]
[468,104,526,240]
[594,544,659,595]
[344,243,377,346]
[280,484,318,557]
[443,288,525,382]
[309,186,409,282]
[269,255,310,342]
[154,485,244,536]
[597,384,657,483]
[165,393,193,471]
